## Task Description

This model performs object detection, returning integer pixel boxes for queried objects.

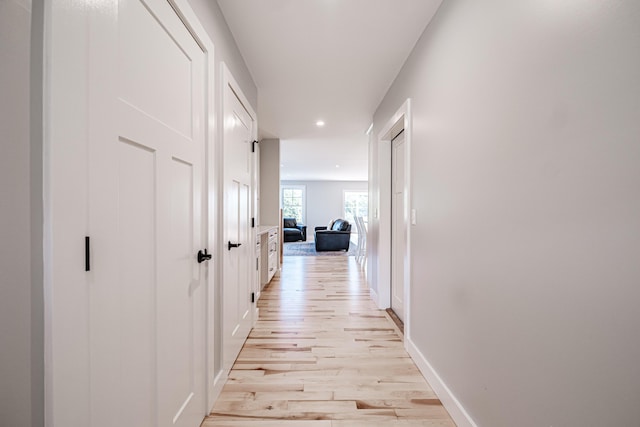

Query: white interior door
[391,131,406,321]
[222,78,254,374]
[87,0,207,425]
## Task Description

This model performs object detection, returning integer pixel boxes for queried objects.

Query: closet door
[221,73,255,375]
[87,0,207,425]
[391,131,407,322]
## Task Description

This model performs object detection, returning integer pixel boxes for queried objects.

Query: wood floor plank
[202,421,332,427]
[203,256,456,426]
[331,421,456,427]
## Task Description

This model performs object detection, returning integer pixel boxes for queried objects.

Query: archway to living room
[279,177,368,259]
[279,125,369,256]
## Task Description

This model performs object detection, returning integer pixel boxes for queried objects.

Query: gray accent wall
[1,0,44,425]
[371,1,640,426]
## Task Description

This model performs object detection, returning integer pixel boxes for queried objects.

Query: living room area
[281,180,367,257]
[257,134,368,259]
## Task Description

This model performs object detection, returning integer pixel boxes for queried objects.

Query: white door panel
[117,140,157,426]
[239,182,251,323]
[87,0,206,425]
[224,179,240,344]
[119,0,194,137]
[157,157,199,427]
[391,132,406,322]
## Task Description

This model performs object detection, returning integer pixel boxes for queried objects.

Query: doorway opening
[391,129,407,324]
[375,98,412,344]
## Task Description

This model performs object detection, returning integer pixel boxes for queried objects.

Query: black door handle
[228,241,242,251]
[197,249,212,263]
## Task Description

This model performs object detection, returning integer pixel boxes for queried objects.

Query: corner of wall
[259,139,280,226]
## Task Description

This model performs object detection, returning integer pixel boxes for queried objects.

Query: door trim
[375,98,412,345]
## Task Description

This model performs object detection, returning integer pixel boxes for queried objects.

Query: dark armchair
[315,219,351,251]
[283,217,307,242]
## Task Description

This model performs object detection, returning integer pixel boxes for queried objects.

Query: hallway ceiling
[217,0,442,181]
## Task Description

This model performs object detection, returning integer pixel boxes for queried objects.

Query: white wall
[184,0,257,110]
[0,0,44,425]
[281,180,367,235]
[371,1,640,426]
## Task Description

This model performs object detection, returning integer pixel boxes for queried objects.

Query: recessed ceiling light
[316,120,325,127]
[335,164,340,168]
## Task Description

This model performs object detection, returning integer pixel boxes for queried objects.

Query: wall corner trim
[406,338,478,427]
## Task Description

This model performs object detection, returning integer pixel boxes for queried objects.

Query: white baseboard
[369,287,381,308]
[208,369,227,412]
[406,338,477,427]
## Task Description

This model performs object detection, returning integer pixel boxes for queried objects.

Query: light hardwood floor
[203,256,456,427]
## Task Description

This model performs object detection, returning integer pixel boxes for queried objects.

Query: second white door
[222,77,255,374]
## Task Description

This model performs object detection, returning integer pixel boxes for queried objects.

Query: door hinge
[251,140,259,152]
[251,217,255,228]
[85,236,90,271]
[251,292,255,303]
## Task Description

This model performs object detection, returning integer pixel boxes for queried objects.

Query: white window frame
[280,184,306,225]
[343,190,368,226]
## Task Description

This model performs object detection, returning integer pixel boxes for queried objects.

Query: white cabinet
[258,225,279,287]
[267,228,278,280]
[255,238,261,292]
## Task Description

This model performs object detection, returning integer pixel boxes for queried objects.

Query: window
[281,185,306,224]
[343,190,368,224]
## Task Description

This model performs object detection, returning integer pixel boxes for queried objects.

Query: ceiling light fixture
[316,120,325,127]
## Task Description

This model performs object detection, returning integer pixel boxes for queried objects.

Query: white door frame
[43,0,218,423]
[375,99,413,344]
